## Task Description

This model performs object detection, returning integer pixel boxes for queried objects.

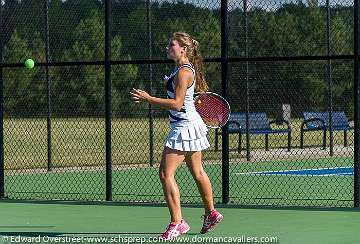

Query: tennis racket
[194,92,231,128]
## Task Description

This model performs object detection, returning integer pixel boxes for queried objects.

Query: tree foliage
[1,0,353,117]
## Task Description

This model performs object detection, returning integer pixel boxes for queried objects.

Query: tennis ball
[25,58,35,69]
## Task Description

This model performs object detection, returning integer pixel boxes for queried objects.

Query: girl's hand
[130,88,151,103]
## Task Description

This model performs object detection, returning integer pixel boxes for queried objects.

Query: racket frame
[193,91,231,129]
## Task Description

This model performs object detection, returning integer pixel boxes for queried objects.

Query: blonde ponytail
[192,40,208,93]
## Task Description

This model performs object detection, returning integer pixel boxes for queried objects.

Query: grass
[3,117,354,170]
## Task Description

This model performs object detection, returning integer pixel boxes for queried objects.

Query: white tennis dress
[164,63,210,151]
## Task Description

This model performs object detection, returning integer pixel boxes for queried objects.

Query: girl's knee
[159,168,174,183]
[159,170,166,183]
[193,169,207,182]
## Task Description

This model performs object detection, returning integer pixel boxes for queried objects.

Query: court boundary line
[235,166,353,176]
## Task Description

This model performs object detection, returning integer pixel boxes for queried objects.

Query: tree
[52,10,138,116]
[151,4,221,92]
[3,30,46,115]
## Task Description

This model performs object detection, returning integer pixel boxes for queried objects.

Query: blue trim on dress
[168,112,186,122]
[166,76,175,93]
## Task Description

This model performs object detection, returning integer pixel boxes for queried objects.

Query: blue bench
[300,111,353,149]
[215,112,292,152]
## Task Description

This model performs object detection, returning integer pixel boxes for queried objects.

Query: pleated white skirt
[165,118,210,152]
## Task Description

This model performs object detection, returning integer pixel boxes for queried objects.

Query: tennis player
[130,32,223,240]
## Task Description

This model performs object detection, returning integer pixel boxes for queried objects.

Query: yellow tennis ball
[25,58,35,69]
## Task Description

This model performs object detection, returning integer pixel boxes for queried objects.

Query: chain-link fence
[0,0,359,207]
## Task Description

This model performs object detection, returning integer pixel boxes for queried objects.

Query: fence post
[44,0,53,171]
[243,0,250,161]
[105,0,112,201]
[326,0,334,156]
[0,1,4,199]
[354,0,360,208]
[221,0,229,204]
[147,0,154,167]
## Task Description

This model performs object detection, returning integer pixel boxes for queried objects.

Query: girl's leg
[185,151,214,215]
[185,151,224,234]
[159,147,186,224]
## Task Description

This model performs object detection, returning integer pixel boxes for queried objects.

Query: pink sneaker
[200,209,223,234]
[160,219,190,240]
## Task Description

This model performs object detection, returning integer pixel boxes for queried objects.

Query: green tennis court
[0,201,359,244]
[4,156,354,206]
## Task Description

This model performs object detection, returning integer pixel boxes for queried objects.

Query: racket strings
[195,94,230,127]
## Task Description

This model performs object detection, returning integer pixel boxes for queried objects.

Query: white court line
[235,166,353,176]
